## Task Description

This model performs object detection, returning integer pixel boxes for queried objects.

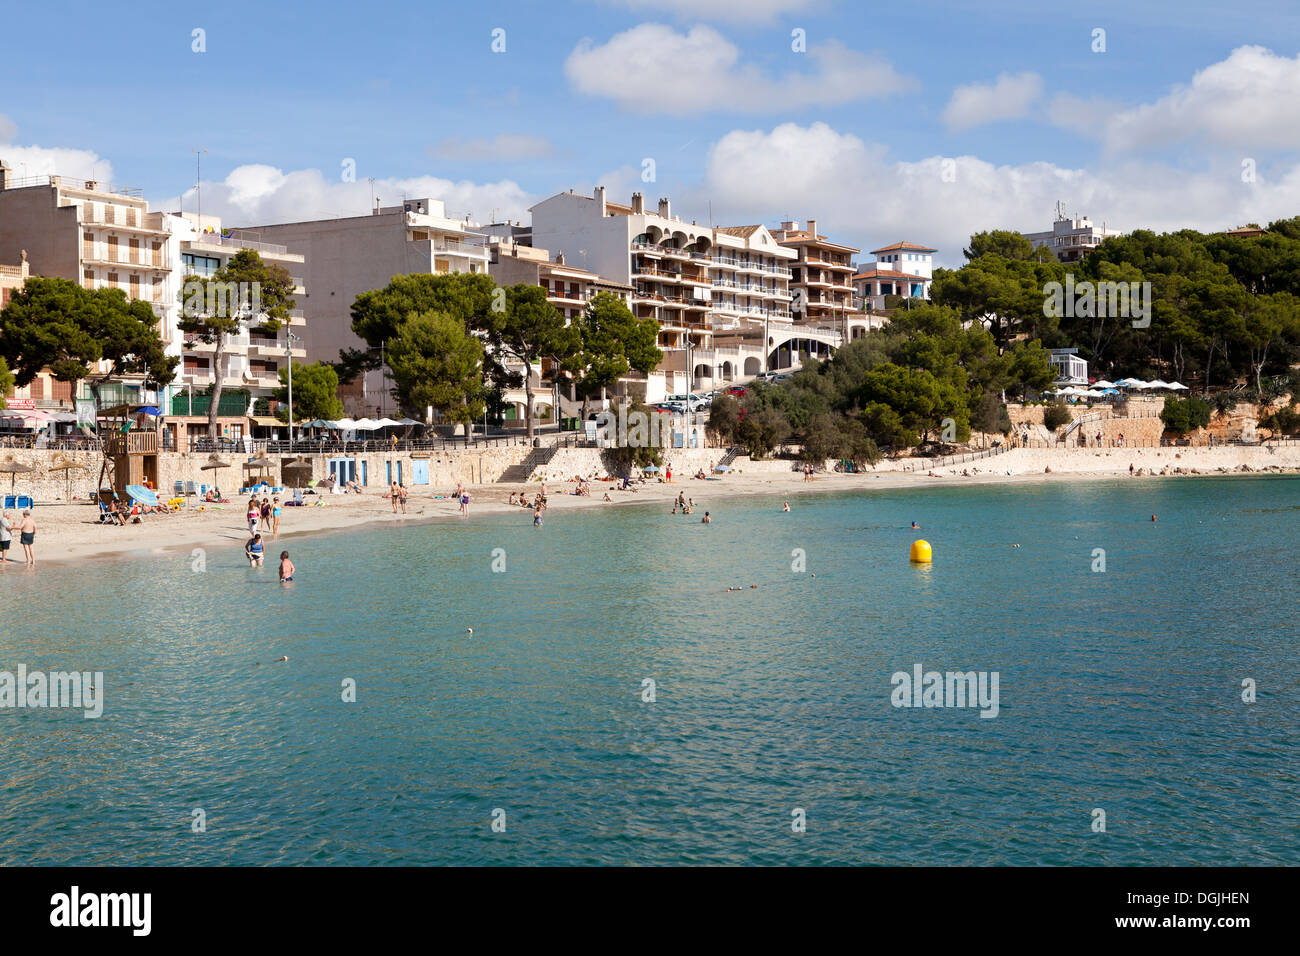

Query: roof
[871,241,937,254]
[716,225,764,238]
[853,268,931,282]
[776,232,861,253]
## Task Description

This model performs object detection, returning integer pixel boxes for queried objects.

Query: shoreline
[13,448,1299,569]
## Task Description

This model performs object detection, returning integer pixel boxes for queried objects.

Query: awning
[248,416,282,427]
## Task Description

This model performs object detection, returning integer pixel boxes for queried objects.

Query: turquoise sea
[0,477,1296,865]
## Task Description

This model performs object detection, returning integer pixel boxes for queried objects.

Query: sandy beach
[8,442,1298,567]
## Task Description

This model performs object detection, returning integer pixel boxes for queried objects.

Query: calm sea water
[1,477,1297,865]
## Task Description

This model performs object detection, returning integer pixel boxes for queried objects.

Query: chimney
[807,219,818,238]
[780,220,799,233]
[594,185,606,216]
[631,192,644,214]
[658,197,671,218]
[555,251,565,265]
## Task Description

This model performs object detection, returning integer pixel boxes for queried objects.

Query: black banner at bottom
[0,866,1276,943]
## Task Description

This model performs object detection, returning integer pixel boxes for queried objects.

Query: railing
[186,234,290,255]
[899,442,1014,471]
[5,174,143,197]
[104,432,158,455]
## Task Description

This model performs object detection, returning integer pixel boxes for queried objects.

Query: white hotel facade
[531,188,860,398]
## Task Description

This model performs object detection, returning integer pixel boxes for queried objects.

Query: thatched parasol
[281,456,314,489]
[46,454,89,502]
[199,454,231,471]
[0,455,35,492]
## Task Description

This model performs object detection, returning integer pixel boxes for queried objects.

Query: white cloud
[941,72,1043,132]
[564,24,914,115]
[428,134,555,162]
[152,164,536,228]
[0,141,113,185]
[598,0,824,23]
[1077,46,1300,151]
[700,122,1300,267]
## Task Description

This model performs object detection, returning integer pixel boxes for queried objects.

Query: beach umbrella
[1092,380,1117,389]
[281,456,313,488]
[46,454,88,501]
[1148,379,1172,390]
[1115,378,1143,388]
[1168,381,1189,390]
[712,464,733,473]
[642,464,661,473]
[0,455,34,492]
[199,454,230,471]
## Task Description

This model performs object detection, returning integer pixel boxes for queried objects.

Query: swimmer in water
[910,521,919,529]
[782,502,790,512]
[1151,514,1157,522]
[279,550,295,583]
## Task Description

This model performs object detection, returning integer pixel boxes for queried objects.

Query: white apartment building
[529,188,800,395]
[250,198,491,417]
[1023,202,1121,264]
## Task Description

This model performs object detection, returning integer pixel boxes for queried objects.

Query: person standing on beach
[460,487,470,516]
[399,484,408,514]
[247,500,259,536]
[260,497,272,532]
[0,511,11,565]
[272,498,282,539]
[390,482,400,513]
[16,510,36,566]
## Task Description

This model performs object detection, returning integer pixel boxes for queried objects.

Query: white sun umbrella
[1168,381,1189,390]
[1115,378,1144,388]
[372,418,403,428]
[1147,379,1172,390]
[1092,379,1117,389]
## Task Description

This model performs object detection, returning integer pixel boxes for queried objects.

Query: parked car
[725,385,748,397]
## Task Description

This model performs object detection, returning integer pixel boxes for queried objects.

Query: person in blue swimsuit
[246,533,264,567]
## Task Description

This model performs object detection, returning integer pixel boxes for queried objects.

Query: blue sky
[3,0,1300,264]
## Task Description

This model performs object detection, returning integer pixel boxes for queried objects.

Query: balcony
[79,208,169,236]
[83,253,169,272]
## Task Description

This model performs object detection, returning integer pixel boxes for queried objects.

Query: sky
[2,0,1300,266]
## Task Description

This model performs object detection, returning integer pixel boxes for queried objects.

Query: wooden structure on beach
[96,404,159,498]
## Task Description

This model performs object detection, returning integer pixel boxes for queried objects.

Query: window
[181,253,220,276]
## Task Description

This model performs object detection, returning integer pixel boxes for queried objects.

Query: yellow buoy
[910,539,932,563]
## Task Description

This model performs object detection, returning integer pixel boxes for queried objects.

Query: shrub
[1042,402,1072,431]
[1160,396,1212,435]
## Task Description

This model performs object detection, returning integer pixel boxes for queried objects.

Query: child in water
[279,550,295,583]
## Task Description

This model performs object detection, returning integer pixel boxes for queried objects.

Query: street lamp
[285,330,299,451]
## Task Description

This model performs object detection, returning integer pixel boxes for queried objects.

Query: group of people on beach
[246,496,282,539]
[0,509,36,566]
[389,482,408,514]
[508,485,545,525]
[242,494,292,581]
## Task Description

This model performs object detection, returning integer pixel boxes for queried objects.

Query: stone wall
[0,446,533,503]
